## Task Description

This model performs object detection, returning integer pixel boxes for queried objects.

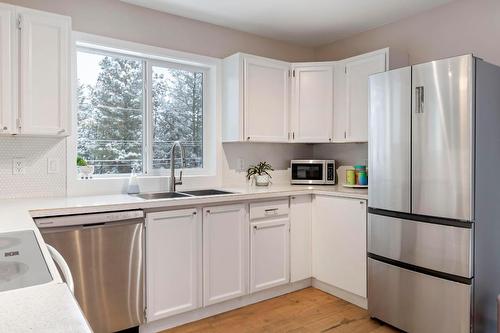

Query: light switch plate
[12,158,26,175]
[47,158,59,174]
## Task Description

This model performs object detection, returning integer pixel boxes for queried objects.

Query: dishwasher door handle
[46,244,74,294]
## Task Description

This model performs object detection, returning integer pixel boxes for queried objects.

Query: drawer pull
[253,224,278,230]
[264,208,278,215]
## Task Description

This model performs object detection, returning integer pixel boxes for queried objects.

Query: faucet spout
[169,141,184,192]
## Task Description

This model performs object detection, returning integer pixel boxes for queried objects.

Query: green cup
[346,169,356,185]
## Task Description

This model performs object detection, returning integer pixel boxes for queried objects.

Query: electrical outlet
[47,158,59,174]
[12,158,26,175]
[237,158,245,171]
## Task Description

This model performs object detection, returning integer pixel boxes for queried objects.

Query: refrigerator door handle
[415,86,424,113]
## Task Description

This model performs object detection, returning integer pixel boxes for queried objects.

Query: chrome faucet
[169,141,184,192]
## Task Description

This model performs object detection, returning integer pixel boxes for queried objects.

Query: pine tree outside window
[76,48,206,176]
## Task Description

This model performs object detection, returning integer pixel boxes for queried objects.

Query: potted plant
[77,156,94,179]
[246,162,274,186]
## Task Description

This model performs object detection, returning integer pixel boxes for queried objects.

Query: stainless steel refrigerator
[368,54,500,333]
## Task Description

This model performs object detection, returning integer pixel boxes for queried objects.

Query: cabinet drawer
[250,199,289,220]
[368,213,472,278]
[368,258,471,333]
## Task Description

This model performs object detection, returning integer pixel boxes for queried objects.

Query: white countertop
[0,283,92,333]
[0,183,367,332]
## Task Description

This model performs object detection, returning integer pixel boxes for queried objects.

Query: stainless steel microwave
[290,160,336,185]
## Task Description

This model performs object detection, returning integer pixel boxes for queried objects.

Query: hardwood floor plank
[162,288,399,333]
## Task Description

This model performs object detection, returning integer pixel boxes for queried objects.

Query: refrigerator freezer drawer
[368,258,471,333]
[368,213,472,278]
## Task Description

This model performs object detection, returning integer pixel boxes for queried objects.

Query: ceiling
[121,0,455,46]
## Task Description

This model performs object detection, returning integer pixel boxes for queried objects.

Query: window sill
[77,173,215,181]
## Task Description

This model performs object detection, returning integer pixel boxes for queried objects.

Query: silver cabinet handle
[264,208,279,216]
[415,86,424,114]
[253,224,279,230]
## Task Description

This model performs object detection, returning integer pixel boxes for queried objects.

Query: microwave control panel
[326,161,336,184]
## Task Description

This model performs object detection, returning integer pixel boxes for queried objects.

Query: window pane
[152,66,203,170]
[77,50,144,175]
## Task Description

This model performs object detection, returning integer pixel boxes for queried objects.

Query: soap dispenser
[127,168,140,194]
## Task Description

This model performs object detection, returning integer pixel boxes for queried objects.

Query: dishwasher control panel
[35,210,144,228]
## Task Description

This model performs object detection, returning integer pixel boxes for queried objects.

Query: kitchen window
[76,48,206,176]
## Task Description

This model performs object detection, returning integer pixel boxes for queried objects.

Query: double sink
[134,189,234,200]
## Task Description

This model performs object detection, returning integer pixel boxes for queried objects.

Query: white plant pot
[255,174,270,186]
[78,165,94,179]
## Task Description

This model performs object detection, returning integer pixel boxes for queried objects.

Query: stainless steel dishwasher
[35,210,145,333]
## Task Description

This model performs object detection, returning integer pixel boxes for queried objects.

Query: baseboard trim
[312,278,367,309]
[139,279,312,333]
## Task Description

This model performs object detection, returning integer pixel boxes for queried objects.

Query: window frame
[75,43,211,178]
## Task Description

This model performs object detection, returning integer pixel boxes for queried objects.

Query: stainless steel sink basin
[135,192,190,200]
[133,189,235,200]
[179,189,235,196]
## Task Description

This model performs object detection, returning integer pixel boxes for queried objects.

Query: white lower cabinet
[143,194,368,327]
[203,204,248,306]
[146,209,202,321]
[290,195,312,282]
[312,195,367,297]
[250,200,290,293]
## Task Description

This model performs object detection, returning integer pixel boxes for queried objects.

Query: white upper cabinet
[203,204,248,306]
[333,50,387,142]
[290,64,334,143]
[223,53,290,142]
[223,49,404,144]
[18,8,71,136]
[0,4,15,135]
[146,209,202,322]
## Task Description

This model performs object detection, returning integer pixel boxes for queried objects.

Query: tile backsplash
[0,137,67,199]
[0,137,367,199]
[222,142,313,186]
[313,143,368,166]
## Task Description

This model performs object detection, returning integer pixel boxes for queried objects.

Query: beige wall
[315,0,500,66]
[4,0,314,61]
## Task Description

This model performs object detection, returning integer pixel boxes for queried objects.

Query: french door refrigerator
[368,54,500,333]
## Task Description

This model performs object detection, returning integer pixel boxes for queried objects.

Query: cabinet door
[290,195,312,282]
[333,62,348,141]
[291,66,333,142]
[146,209,202,321]
[312,195,367,297]
[18,9,70,136]
[250,217,290,292]
[203,204,248,306]
[0,4,15,134]
[244,56,289,142]
[345,53,386,141]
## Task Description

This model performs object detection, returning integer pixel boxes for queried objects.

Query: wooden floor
[162,288,399,333]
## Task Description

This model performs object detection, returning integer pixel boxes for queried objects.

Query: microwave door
[291,163,324,184]
[368,67,411,213]
[411,55,474,221]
